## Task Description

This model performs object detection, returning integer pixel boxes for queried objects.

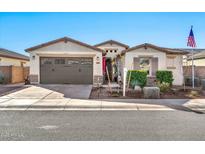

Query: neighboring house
[0,48,30,84]
[180,49,205,81]
[181,49,205,66]
[26,36,187,86]
[0,48,29,66]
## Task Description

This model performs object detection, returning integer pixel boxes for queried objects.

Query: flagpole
[188,25,195,89]
[191,25,195,89]
[192,51,195,89]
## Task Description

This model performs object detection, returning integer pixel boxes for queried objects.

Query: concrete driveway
[1,84,92,99]
[0,83,26,96]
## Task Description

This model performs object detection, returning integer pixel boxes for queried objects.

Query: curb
[0,105,169,110]
[0,105,204,113]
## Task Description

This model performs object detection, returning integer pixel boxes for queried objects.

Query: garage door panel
[40,59,55,84]
[40,57,93,84]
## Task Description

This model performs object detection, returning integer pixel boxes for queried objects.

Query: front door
[139,57,152,76]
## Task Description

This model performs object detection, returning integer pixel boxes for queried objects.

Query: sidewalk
[0,97,205,113]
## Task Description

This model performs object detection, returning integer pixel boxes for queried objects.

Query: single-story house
[0,48,30,84]
[0,48,29,66]
[181,49,205,81]
[26,37,188,86]
[181,49,205,66]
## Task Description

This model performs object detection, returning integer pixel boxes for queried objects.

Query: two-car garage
[26,37,103,85]
[40,57,93,84]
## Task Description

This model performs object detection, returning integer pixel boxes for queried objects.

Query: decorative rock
[190,90,199,97]
[134,85,142,92]
[171,88,179,94]
[143,87,160,99]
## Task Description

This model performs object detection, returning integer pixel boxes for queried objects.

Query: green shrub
[157,82,170,92]
[127,70,148,88]
[156,70,174,85]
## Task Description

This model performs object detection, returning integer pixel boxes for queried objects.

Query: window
[139,57,151,75]
[81,58,92,65]
[67,60,79,65]
[167,56,176,69]
[105,49,118,53]
[55,59,65,64]
[41,58,52,65]
[44,60,52,64]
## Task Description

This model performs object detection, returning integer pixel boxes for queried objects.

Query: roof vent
[64,39,68,43]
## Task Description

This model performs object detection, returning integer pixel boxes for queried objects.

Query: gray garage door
[40,57,93,84]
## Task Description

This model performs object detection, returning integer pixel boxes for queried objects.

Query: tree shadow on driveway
[101,99,205,114]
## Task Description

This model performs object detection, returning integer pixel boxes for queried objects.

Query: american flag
[187,26,196,47]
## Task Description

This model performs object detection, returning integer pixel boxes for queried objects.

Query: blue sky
[0,12,205,55]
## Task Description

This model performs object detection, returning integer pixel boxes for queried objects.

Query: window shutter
[151,57,158,76]
[133,57,140,70]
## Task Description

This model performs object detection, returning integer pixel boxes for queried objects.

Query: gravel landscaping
[89,86,205,99]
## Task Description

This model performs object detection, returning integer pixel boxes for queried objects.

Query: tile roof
[176,48,205,53]
[179,48,205,59]
[0,48,29,61]
[121,43,188,55]
[25,36,104,52]
[94,40,129,49]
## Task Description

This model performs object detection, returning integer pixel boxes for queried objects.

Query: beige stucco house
[182,49,205,66]
[26,36,187,86]
[182,49,205,81]
[0,48,30,84]
[0,48,29,67]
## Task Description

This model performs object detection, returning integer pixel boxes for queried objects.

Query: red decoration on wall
[102,56,106,74]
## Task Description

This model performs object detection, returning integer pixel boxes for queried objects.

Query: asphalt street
[0,110,205,141]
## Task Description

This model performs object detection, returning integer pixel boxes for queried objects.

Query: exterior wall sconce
[96,56,100,64]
